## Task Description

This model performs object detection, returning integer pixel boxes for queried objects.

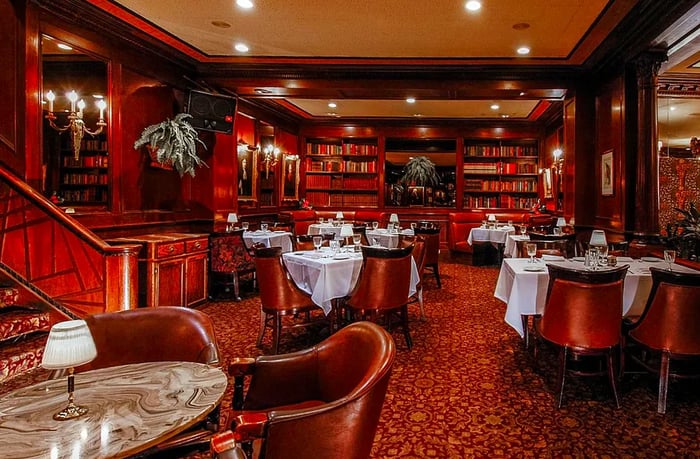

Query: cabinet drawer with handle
[156,241,185,258]
[186,238,209,253]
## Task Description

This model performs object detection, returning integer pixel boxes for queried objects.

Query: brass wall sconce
[261,144,280,178]
[45,90,107,160]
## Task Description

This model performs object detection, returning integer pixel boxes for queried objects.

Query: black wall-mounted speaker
[186,90,237,134]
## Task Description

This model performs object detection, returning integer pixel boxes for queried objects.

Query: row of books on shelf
[464,145,537,157]
[63,172,108,185]
[343,177,377,189]
[500,196,539,209]
[463,161,537,174]
[307,191,378,207]
[65,139,108,152]
[62,155,109,168]
[61,189,107,203]
[500,180,537,192]
[308,160,342,172]
[343,160,376,172]
[306,143,378,156]
[308,160,376,172]
[463,195,537,209]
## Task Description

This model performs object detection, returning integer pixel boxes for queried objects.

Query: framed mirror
[41,34,109,208]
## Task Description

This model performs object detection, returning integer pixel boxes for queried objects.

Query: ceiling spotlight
[465,1,481,11]
[234,43,249,53]
[501,114,510,118]
[328,102,337,108]
[236,0,254,8]
[57,43,73,51]
[517,46,531,55]
[413,113,422,117]
[406,97,416,103]
[519,91,526,96]
[490,104,500,110]
[670,106,676,111]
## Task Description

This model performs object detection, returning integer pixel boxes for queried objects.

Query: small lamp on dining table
[226,213,238,232]
[335,211,344,222]
[41,320,97,420]
[339,223,354,246]
[589,229,608,248]
[389,213,400,231]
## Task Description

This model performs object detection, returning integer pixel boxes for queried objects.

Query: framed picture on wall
[601,150,613,196]
[237,143,257,200]
[408,186,425,206]
[282,156,300,200]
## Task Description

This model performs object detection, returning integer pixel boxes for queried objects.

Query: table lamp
[389,213,399,224]
[335,211,344,221]
[41,320,97,420]
[226,213,238,232]
[589,230,607,247]
[556,217,566,227]
[487,214,497,222]
[339,223,354,245]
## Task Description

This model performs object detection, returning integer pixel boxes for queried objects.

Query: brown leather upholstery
[279,210,388,235]
[625,267,700,413]
[210,230,257,300]
[535,264,628,408]
[414,226,441,288]
[345,245,415,349]
[295,234,316,251]
[215,321,396,459]
[254,246,324,354]
[74,307,221,454]
[409,237,427,320]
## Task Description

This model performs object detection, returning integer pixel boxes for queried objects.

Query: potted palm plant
[400,156,440,186]
[133,113,207,177]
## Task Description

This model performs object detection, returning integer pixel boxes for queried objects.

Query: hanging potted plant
[133,113,207,177]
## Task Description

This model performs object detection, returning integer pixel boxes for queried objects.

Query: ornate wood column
[632,50,666,238]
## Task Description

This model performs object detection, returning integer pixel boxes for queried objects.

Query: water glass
[507,220,513,228]
[519,224,527,236]
[260,223,268,232]
[526,243,537,263]
[553,227,561,236]
[372,221,379,230]
[329,239,340,255]
[587,248,599,270]
[410,222,417,232]
[241,221,249,231]
[664,249,676,271]
[597,245,608,266]
[318,217,324,224]
[327,218,334,227]
[312,235,322,251]
[352,233,362,251]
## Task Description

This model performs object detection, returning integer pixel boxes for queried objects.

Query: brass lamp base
[53,401,89,421]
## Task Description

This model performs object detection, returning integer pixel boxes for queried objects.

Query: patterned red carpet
[3,258,700,457]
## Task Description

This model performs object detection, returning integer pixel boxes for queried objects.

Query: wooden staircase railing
[0,164,140,317]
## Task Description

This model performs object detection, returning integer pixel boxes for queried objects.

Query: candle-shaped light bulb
[67,91,78,112]
[77,99,86,118]
[96,100,107,120]
[46,90,55,113]
[553,148,563,160]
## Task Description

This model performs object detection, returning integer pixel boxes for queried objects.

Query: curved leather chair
[295,234,316,251]
[624,267,700,413]
[409,236,427,320]
[535,264,628,408]
[65,307,221,454]
[254,246,324,354]
[212,321,396,459]
[413,226,441,288]
[210,229,257,300]
[345,245,415,349]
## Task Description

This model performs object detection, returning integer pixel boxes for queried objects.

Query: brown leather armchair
[624,267,700,413]
[212,321,396,459]
[254,246,325,354]
[413,225,441,288]
[210,229,257,300]
[63,307,221,454]
[345,245,415,349]
[534,264,628,408]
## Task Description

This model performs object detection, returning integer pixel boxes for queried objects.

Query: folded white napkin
[541,254,565,261]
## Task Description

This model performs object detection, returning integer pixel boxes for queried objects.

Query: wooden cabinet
[304,137,378,207]
[463,139,539,209]
[108,233,209,307]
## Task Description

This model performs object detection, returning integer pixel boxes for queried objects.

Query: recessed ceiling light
[519,91,526,96]
[501,114,510,118]
[413,113,422,117]
[517,46,531,55]
[328,102,337,108]
[490,104,500,110]
[234,43,249,53]
[236,0,254,9]
[211,21,231,28]
[670,106,676,111]
[465,1,481,11]
[406,97,416,104]
[57,43,73,51]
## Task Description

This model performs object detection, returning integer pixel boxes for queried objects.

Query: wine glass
[372,221,379,230]
[352,233,362,252]
[241,221,249,232]
[597,245,608,266]
[526,243,537,263]
[329,240,340,256]
[312,235,322,252]
[318,217,324,224]
[519,224,527,237]
[410,222,417,232]
[260,223,268,232]
[664,249,676,271]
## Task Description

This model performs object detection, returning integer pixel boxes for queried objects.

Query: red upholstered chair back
[254,246,314,312]
[240,321,396,459]
[78,307,220,372]
[210,229,255,273]
[629,268,700,355]
[348,245,413,311]
[539,264,628,349]
[412,237,427,279]
[295,234,316,251]
[413,226,440,265]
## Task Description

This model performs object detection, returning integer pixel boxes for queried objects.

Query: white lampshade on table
[226,213,238,232]
[389,213,399,224]
[589,230,608,247]
[335,211,344,220]
[556,217,566,227]
[41,320,97,420]
[487,214,497,222]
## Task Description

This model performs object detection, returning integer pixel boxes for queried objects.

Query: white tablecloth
[468,226,515,245]
[243,230,293,253]
[494,257,699,337]
[307,224,342,236]
[505,235,529,258]
[283,249,420,314]
[365,229,414,248]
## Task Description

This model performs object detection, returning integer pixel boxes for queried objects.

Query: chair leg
[658,351,671,414]
[521,315,529,350]
[233,273,241,301]
[256,310,267,347]
[401,305,413,350]
[606,349,621,409]
[417,287,426,321]
[431,263,442,288]
[556,346,567,408]
[272,314,282,354]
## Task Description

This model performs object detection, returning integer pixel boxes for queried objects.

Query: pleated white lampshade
[339,224,354,238]
[41,320,97,370]
[589,230,607,247]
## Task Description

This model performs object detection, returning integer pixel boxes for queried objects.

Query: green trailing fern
[134,113,207,177]
[400,156,439,186]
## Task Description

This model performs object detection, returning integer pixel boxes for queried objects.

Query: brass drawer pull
[168,245,175,253]
[194,241,201,249]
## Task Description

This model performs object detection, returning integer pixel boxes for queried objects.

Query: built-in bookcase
[59,135,109,205]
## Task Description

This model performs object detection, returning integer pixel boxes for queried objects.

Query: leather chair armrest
[229,358,256,410]
[234,412,269,440]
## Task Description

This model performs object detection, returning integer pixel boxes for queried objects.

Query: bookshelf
[59,136,109,205]
[463,139,539,209]
[304,137,379,207]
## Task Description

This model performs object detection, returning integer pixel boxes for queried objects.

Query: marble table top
[0,361,227,459]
